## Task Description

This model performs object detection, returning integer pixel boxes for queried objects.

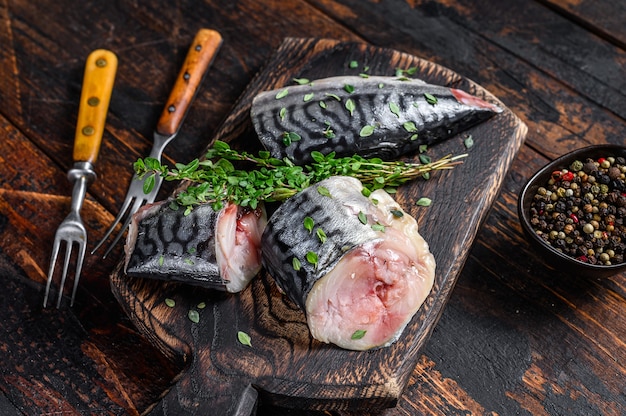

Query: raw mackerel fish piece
[124,200,267,293]
[251,75,501,164]
[261,176,436,350]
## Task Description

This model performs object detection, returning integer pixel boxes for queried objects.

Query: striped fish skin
[124,200,266,292]
[261,176,436,350]
[251,75,501,164]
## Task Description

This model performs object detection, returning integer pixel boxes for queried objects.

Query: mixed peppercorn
[529,155,626,266]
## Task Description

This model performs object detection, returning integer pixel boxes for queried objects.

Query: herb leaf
[351,329,367,340]
[238,331,252,346]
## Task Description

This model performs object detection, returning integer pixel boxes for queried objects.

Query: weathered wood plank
[539,0,626,49]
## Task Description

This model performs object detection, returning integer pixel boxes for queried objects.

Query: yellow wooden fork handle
[73,49,118,165]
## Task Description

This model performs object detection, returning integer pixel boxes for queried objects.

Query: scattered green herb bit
[361,187,371,197]
[184,258,194,265]
[293,78,310,85]
[390,209,404,218]
[282,131,302,146]
[304,216,315,233]
[292,257,301,271]
[349,60,359,69]
[238,331,252,347]
[187,247,197,254]
[359,73,370,78]
[164,298,175,308]
[389,102,401,118]
[322,123,335,139]
[371,197,380,204]
[158,255,165,267]
[275,89,289,99]
[325,93,341,101]
[416,197,432,207]
[359,125,375,137]
[143,173,156,194]
[279,107,287,120]
[424,92,438,105]
[422,172,431,180]
[378,83,385,89]
[419,154,431,164]
[169,201,179,211]
[319,100,327,109]
[345,98,356,116]
[419,144,428,153]
[188,309,200,323]
[371,223,385,232]
[344,84,355,93]
[403,121,418,133]
[303,93,314,102]
[317,186,331,197]
[197,302,206,309]
[351,329,367,340]
[464,135,474,149]
[358,211,367,225]
[316,228,327,243]
[306,251,319,267]
[410,134,419,141]
[363,66,370,72]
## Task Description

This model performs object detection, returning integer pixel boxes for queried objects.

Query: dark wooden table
[0,1,624,415]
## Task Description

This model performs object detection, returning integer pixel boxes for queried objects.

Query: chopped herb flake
[359,125,375,137]
[238,331,252,346]
[292,257,301,271]
[389,102,401,118]
[351,329,367,340]
[344,84,355,93]
[275,89,289,99]
[304,216,314,233]
[419,154,432,164]
[390,209,404,218]
[349,60,359,69]
[371,223,385,232]
[306,251,319,267]
[319,100,327,109]
[317,186,331,197]
[416,197,432,207]
[316,228,327,243]
[424,92,438,105]
[279,107,286,120]
[403,121,418,133]
[303,93,314,102]
[419,144,428,153]
[358,211,367,225]
[197,302,206,309]
[293,78,310,85]
[345,98,356,116]
[464,135,474,148]
[164,298,175,307]
[188,309,200,323]
[325,93,341,101]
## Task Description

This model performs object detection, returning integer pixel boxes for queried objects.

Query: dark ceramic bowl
[518,144,626,278]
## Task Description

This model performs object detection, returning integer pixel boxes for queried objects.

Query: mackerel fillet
[251,75,501,164]
[261,176,436,350]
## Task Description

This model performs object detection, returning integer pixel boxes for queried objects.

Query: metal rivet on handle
[168,105,176,113]
[195,44,202,51]
[82,126,95,136]
[95,58,107,68]
[87,97,100,106]
[183,72,191,81]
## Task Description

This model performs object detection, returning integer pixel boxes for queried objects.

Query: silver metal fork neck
[68,161,97,184]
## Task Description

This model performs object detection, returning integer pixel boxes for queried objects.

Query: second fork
[92,28,223,258]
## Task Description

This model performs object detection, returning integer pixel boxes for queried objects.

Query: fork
[44,49,118,308]
[91,28,223,258]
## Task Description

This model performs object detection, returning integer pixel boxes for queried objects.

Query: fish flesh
[261,176,436,350]
[251,75,501,164]
[124,200,267,293]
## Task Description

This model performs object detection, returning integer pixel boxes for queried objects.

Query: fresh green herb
[358,211,367,225]
[419,154,431,164]
[134,140,465,213]
[359,73,369,78]
[184,258,194,265]
[325,93,341,101]
[345,98,356,116]
[419,144,428,153]
[188,309,200,323]
[293,78,310,85]
[316,228,327,243]
[349,60,359,69]
[389,102,401,118]
[410,134,418,141]
[158,255,165,267]
[143,174,156,195]
[164,298,175,307]
[197,302,206,309]
[416,197,432,207]
[275,89,289,99]
[303,93,314,102]
[390,209,404,218]
[464,135,474,149]
[304,216,314,233]
[279,107,287,120]
[344,84,355,93]
[351,329,367,340]
[238,331,252,346]
[282,131,301,146]
[359,125,375,137]
[403,121,418,133]
[371,223,385,232]
[292,257,301,271]
[187,247,197,254]
[319,100,327,109]
[306,251,319,267]
[322,123,335,139]
[317,186,331,197]
[424,92,438,105]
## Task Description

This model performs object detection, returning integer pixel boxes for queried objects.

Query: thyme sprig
[134,140,466,213]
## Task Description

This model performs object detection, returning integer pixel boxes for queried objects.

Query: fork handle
[73,49,118,165]
[156,29,223,137]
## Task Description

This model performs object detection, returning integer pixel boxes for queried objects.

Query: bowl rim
[518,143,626,273]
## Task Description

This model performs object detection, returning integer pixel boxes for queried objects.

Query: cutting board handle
[146,369,258,415]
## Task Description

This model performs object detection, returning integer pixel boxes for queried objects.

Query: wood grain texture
[110,38,526,415]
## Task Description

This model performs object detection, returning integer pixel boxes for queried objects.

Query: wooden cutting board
[109,38,527,415]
